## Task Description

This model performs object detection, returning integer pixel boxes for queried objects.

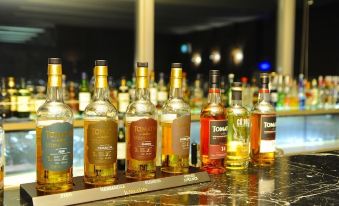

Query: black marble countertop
[4,151,339,205]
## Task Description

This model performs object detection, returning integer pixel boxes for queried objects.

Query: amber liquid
[250,113,275,166]
[84,120,117,186]
[200,112,226,174]
[161,122,189,174]
[36,126,72,193]
[125,121,156,179]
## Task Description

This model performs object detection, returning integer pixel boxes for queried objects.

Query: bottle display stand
[20,167,210,206]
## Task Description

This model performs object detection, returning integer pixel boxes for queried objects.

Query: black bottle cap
[191,143,198,166]
[171,63,182,68]
[95,60,107,66]
[48,58,61,64]
[137,62,148,67]
[209,69,220,88]
[232,82,242,100]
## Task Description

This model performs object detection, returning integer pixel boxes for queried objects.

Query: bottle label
[227,117,249,152]
[118,93,130,113]
[17,96,31,112]
[209,120,227,159]
[129,118,157,161]
[172,115,191,156]
[79,92,91,111]
[86,120,117,165]
[157,91,168,102]
[260,115,276,153]
[42,122,73,171]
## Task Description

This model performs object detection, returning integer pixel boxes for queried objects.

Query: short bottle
[125,62,157,179]
[36,58,73,192]
[118,77,130,114]
[17,78,31,118]
[161,63,191,174]
[83,60,118,186]
[200,70,226,174]
[226,82,250,170]
[250,73,276,167]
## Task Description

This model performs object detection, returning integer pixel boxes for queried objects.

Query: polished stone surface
[3,151,339,205]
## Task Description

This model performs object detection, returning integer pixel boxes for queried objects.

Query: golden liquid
[84,120,117,186]
[36,126,72,193]
[125,121,156,179]
[226,142,249,170]
[250,113,275,166]
[161,122,189,174]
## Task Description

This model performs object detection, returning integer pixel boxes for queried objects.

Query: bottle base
[161,166,189,174]
[36,183,72,194]
[125,170,156,180]
[84,177,116,187]
[226,162,249,170]
[201,166,225,174]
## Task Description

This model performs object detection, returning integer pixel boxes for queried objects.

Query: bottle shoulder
[252,101,276,114]
[227,105,250,116]
[162,98,190,114]
[201,103,225,118]
[84,100,117,118]
[125,99,157,117]
[36,101,73,122]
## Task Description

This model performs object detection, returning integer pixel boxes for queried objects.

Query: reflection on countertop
[3,150,339,205]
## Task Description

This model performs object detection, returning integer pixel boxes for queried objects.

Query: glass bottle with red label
[200,70,226,174]
[125,62,157,179]
[250,73,276,166]
[36,58,73,192]
[161,63,191,174]
[83,60,118,186]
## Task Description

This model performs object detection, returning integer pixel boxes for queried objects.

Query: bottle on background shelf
[62,74,69,103]
[250,73,276,167]
[161,63,191,174]
[33,83,46,115]
[108,76,118,108]
[117,115,126,170]
[118,77,130,114]
[125,62,157,179]
[298,74,306,110]
[157,72,168,109]
[241,77,252,111]
[270,72,278,108]
[190,74,204,114]
[7,77,17,117]
[226,73,234,107]
[200,70,226,174]
[149,71,158,106]
[78,72,91,115]
[0,77,10,118]
[220,75,227,104]
[250,76,259,106]
[83,60,118,186]
[226,82,250,170]
[68,81,79,115]
[182,72,190,104]
[276,75,285,111]
[0,118,4,192]
[129,74,137,103]
[36,58,73,192]
[17,78,31,118]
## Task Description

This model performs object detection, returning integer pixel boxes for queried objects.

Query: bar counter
[2,150,339,205]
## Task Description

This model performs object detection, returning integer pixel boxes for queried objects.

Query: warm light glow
[231,48,244,66]
[209,49,221,64]
[191,52,202,67]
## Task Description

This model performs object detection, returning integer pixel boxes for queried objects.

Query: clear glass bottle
[36,58,73,192]
[226,73,234,107]
[84,60,118,186]
[200,70,226,174]
[125,62,157,179]
[250,73,276,167]
[226,82,250,170]
[79,72,91,114]
[7,77,17,117]
[157,72,168,109]
[17,78,32,118]
[190,74,204,114]
[118,77,130,114]
[149,71,158,106]
[161,63,191,174]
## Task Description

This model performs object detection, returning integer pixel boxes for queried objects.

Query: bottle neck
[47,86,64,102]
[136,76,149,100]
[208,88,222,103]
[170,87,183,99]
[258,88,271,103]
[94,76,109,101]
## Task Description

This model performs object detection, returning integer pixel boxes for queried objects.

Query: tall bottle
[226,73,234,107]
[298,74,306,110]
[0,78,10,118]
[118,77,130,114]
[68,81,79,115]
[226,82,250,169]
[84,60,118,186]
[250,73,276,167]
[17,78,31,118]
[157,72,168,108]
[7,77,17,117]
[36,58,73,192]
[149,71,158,106]
[161,63,191,174]
[79,72,91,114]
[190,74,204,114]
[125,62,157,179]
[200,70,226,174]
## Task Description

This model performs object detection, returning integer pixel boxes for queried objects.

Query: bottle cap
[94,60,108,76]
[47,58,62,75]
[136,62,148,77]
[137,62,148,68]
[171,68,182,79]
[48,58,61,65]
[209,69,220,88]
[95,60,107,66]
[171,63,182,68]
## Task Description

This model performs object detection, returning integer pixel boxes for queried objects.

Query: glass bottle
[226,82,250,170]
[200,70,226,174]
[250,73,276,167]
[0,77,10,118]
[36,58,73,192]
[161,63,191,174]
[149,71,158,106]
[157,72,168,109]
[190,74,204,114]
[125,62,157,179]
[226,73,234,107]
[79,72,91,114]
[84,60,118,186]
[17,78,31,118]
[182,72,190,103]
[68,81,79,115]
[33,82,46,114]
[7,77,17,117]
[118,77,130,114]
[298,74,306,110]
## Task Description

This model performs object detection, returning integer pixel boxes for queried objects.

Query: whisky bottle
[7,77,17,117]
[84,60,118,186]
[200,70,226,174]
[226,73,234,107]
[191,74,204,114]
[17,78,31,118]
[149,71,158,106]
[79,72,91,114]
[33,84,46,113]
[118,77,130,114]
[226,82,250,170]
[36,58,73,192]
[182,72,190,103]
[125,62,157,179]
[161,63,191,174]
[250,73,276,167]
[117,116,126,170]
[157,72,168,108]
[68,81,79,115]
[0,78,10,118]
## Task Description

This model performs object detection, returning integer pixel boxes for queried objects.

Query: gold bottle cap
[94,60,108,88]
[170,63,183,88]
[47,58,62,87]
[136,62,148,77]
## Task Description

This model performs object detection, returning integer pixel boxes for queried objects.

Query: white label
[149,88,157,105]
[157,91,168,102]
[117,142,126,159]
[118,93,130,113]
[17,96,31,112]
[260,140,276,153]
[34,99,45,112]
[79,92,91,111]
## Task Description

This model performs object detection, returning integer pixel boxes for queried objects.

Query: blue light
[259,61,271,71]
[180,44,189,54]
